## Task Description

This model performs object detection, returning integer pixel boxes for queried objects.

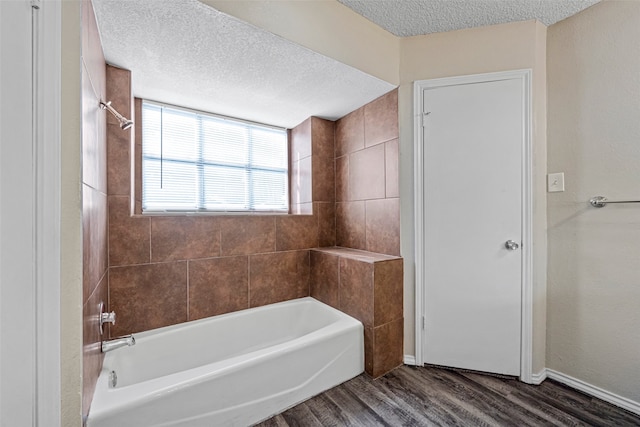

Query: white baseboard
[530,369,547,385]
[546,369,640,416]
[404,355,417,366]
[402,362,639,416]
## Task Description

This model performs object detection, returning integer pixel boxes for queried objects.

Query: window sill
[135,210,311,218]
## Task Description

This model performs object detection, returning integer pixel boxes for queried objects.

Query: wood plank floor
[255,365,640,426]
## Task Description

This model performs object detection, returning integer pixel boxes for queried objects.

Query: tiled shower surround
[310,248,403,377]
[102,66,401,378]
[336,90,400,256]
[81,0,108,421]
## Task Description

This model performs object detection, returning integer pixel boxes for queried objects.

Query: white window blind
[142,102,289,213]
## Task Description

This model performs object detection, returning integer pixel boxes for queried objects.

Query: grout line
[110,247,322,271]
[306,250,311,297]
[82,181,106,195]
[247,255,251,308]
[315,202,320,246]
[83,269,108,308]
[185,260,190,321]
[107,269,111,339]
[371,264,375,329]
[218,222,222,257]
[81,57,103,103]
[346,153,351,201]
[383,140,388,199]
[272,216,277,252]
[364,198,368,251]
[107,196,111,270]
[337,256,342,311]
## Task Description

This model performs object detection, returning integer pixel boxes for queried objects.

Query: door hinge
[422,316,425,330]
[422,112,431,127]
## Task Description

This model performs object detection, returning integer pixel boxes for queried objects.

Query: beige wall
[398,20,548,372]
[199,0,400,85]
[547,0,640,403]
[60,3,564,422]
[61,1,83,425]
[59,0,640,421]
[532,21,548,379]
[59,0,640,419]
[211,7,549,369]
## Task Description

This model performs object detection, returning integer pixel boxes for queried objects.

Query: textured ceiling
[92,0,395,129]
[338,0,601,37]
[93,0,600,129]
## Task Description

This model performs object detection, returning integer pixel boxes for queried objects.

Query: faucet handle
[101,311,116,324]
[98,302,116,335]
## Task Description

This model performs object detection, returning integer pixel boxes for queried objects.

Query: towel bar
[589,196,640,208]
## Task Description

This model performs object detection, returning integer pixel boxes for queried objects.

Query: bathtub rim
[118,296,348,342]
[88,297,364,422]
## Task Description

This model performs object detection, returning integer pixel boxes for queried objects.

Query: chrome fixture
[98,301,116,335]
[589,196,640,208]
[504,240,519,250]
[99,99,134,130]
[102,335,136,353]
[109,371,118,388]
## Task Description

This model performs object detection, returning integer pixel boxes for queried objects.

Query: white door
[421,76,524,376]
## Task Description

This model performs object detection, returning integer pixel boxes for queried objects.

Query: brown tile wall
[103,69,402,379]
[81,0,108,420]
[106,69,336,337]
[310,247,403,377]
[335,90,400,256]
[330,89,403,377]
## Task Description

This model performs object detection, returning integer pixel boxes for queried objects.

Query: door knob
[505,240,519,250]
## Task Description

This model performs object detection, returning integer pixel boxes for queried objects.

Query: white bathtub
[87,297,364,427]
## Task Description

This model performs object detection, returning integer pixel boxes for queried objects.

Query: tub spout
[102,335,135,353]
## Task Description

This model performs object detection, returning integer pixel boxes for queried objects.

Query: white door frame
[36,0,62,422]
[413,69,534,383]
[0,0,62,424]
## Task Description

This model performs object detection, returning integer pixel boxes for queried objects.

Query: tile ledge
[311,246,401,263]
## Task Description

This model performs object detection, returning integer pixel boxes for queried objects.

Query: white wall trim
[519,69,534,384]
[546,369,640,416]
[412,80,425,368]
[0,0,60,423]
[413,69,534,383]
[36,0,62,425]
[530,368,548,385]
[404,355,417,366]
[397,362,640,417]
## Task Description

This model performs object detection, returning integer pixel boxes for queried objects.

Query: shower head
[120,119,134,130]
[100,100,134,131]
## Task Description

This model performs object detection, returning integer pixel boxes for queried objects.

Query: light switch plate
[548,172,565,192]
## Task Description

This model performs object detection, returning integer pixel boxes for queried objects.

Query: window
[142,102,289,213]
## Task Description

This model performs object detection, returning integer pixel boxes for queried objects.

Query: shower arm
[99,100,134,130]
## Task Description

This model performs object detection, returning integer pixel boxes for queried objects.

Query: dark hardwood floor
[255,365,640,426]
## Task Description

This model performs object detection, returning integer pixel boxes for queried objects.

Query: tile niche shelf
[309,247,403,378]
